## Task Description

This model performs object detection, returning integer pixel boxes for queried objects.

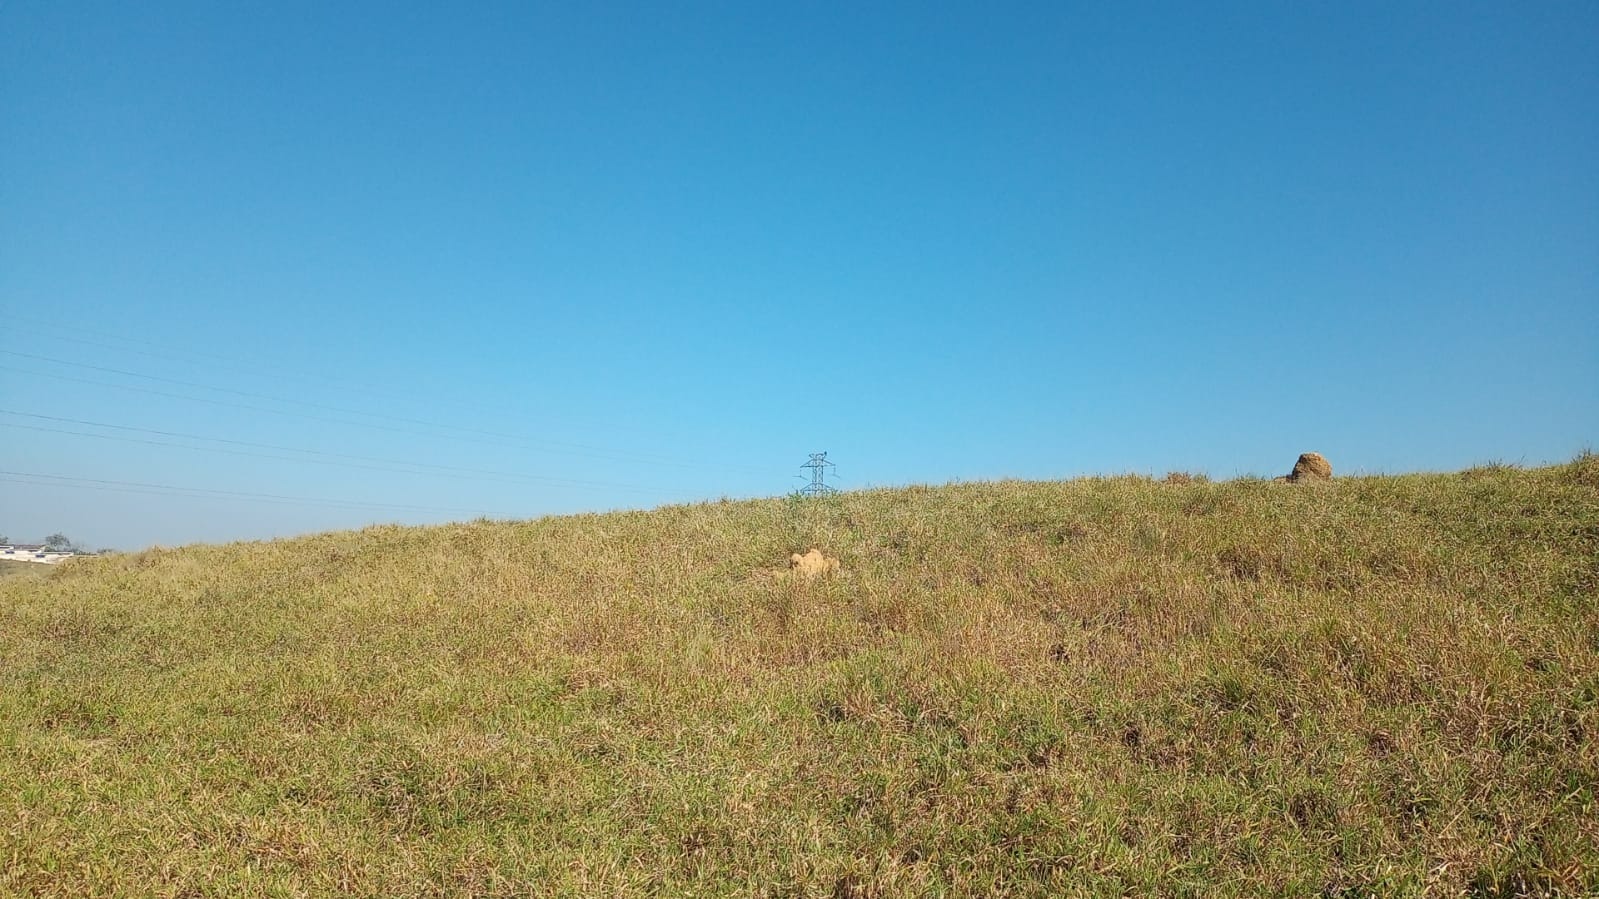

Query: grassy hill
[2,458,1596,897]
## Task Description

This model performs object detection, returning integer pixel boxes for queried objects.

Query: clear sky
[3,2,1596,550]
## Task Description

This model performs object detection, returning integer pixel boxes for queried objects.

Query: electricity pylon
[798,452,837,497]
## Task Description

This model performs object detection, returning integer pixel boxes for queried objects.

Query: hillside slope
[3,459,1597,897]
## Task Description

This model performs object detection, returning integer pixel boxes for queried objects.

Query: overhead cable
[0,471,495,516]
[0,350,769,474]
[0,409,679,493]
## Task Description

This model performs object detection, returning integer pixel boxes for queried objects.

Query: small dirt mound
[1283,452,1332,483]
[789,549,840,580]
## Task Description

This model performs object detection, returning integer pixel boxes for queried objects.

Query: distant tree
[44,533,75,552]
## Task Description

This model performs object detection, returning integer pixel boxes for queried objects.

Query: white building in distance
[1,544,77,564]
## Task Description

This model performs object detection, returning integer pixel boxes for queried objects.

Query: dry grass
[2,456,1597,897]
[0,559,50,582]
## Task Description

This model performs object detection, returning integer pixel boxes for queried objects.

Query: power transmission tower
[798,452,837,496]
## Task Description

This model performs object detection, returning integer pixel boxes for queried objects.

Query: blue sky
[3,2,1596,549]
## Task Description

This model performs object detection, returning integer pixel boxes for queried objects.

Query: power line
[2,362,760,476]
[0,471,494,516]
[9,317,723,469]
[0,350,771,474]
[0,416,679,496]
[0,409,677,493]
[5,317,412,404]
[1,349,611,453]
[1,362,472,439]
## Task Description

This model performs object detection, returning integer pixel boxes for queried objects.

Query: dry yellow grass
[2,456,1596,896]
[0,559,49,582]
